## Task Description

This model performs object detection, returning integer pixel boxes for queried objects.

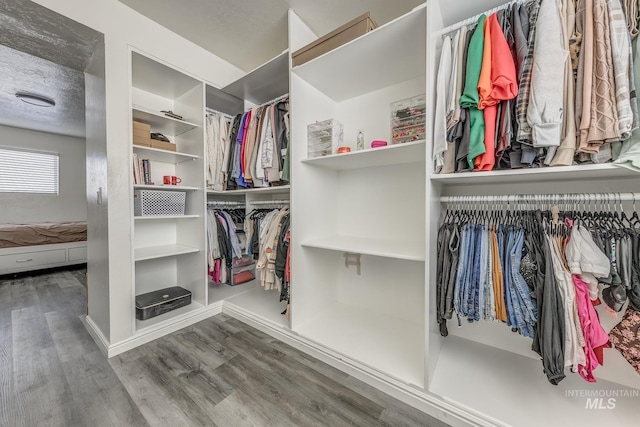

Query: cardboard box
[133,135,151,147]
[150,139,176,152]
[292,12,377,67]
[133,120,151,133]
[133,128,150,139]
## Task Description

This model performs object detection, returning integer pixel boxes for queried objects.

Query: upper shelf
[301,235,424,262]
[132,145,199,163]
[431,163,640,185]
[132,105,199,137]
[292,5,426,102]
[207,184,291,195]
[134,184,200,191]
[301,140,425,170]
[222,51,289,105]
[131,51,201,100]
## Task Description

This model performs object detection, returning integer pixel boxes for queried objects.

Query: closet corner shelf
[135,300,205,334]
[132,145,200,163]
[134,184,200,191]
[222,51,289,105]
[430,163,639,185]
[206,184,291,195]
[292,5,426,102]
[134,215,200,220]
[301,140,425,170]
[132,105,200,136]
[301,235,424,261]
[134,244,199,262]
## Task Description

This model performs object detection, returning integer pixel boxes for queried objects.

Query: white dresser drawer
[68,246,87,261]
[0,249,67,271]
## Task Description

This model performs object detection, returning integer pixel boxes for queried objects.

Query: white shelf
[430,337,639,427]
[302,235,424,262]
[431,163,640,185]
[133,105,199,136]
[301,140,425,170]
[132,51,201,100]
[135,301,204,334]
[292,6,426,101]
[134,184,200,191]
[224,286,289,328]
[296,304,424,387]
[209,280,260,304]
[222,51,289,105]
[132,145,200,163]
[134,244,199,262]
[207,184,291,195]
[134,215,200,220]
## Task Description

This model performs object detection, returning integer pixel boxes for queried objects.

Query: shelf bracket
[343,252,361,275]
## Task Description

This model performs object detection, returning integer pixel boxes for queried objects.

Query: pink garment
[573,275,610,382]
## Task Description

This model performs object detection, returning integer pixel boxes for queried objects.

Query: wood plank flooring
[1,268,449,427]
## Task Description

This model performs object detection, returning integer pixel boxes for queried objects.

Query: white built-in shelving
[301,140,425,170]
[222,51,290,105]
[134,215,200,220]
[132,105,199,136]
[135,301,205,333]
[301,235,424,262]
[134,184,200,191]
[207,184,291,195]
[132,146,199,163]
[134,244,200,262]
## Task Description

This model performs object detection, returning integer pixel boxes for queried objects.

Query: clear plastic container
[391,94,426,145]
[307,119,344,158]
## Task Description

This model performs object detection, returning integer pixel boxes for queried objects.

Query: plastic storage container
[391,94,426,145]
[230,255,256,286]
[134,189,186,216]
[307,119,344,158]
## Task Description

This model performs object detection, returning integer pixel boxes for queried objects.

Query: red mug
[163,175,181,185]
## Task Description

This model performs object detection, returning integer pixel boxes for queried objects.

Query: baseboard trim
[84,315,110,357]
[105,303,223,357]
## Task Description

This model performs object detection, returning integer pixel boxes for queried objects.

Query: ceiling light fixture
[15,91,56,107]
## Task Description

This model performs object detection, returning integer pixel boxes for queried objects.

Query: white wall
[31,0,244,344]
[0,124,86,223]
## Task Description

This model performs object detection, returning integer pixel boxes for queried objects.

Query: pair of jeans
[509,227,538,338]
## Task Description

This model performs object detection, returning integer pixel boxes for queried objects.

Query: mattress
[0,222,87,249]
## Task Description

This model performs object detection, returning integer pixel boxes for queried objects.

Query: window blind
[0,147,59,194]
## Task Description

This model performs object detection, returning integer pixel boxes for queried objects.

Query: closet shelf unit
[424,1,640,426]
[130,49,207,332]
[133,184,200,191]
[132,105,199,136]
[206,184,291,195]
[205,49,291,327]
[132,146,200,163]
[292,5,426,102]
[301,235,424,262]
[431,163,640,185]
[301,140,425,170]
[134,244,200,262]
[291,5,426,389]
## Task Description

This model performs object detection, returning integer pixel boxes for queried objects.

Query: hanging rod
[440,193,640,203]
[250,199,290,206]
[207,201,245,207]
[205,108,235,121]
[257,93,289,107]
[438,0,527,37]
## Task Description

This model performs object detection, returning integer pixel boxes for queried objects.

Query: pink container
[371,140,388,148]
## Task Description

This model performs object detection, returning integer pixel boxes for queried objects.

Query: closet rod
[205,108,234,121]
[437,0,527,36]
[207,201,245,207]
[440,192,640,203]
[257,93,289,107]
[250,199,290,206]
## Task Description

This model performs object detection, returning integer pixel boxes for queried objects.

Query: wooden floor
[0,268,449,427]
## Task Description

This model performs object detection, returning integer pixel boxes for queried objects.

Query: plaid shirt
[515,0,541,142]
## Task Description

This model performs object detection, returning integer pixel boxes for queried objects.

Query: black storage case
[135,286,192,320]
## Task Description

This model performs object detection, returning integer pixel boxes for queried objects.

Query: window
[0,147,59,194]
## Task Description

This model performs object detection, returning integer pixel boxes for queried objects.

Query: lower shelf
[301,235,425,261]
[295,304,424,387]
[135,300,204,333]
[430,337,640,427]
[224,284,289,329]
[208,280,260,304]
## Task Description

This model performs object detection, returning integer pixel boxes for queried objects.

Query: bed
[0,222,87,275]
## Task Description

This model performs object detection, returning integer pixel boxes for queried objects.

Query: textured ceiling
[118,0,425,71]
[0,44,86,138]
[0,0,102,139]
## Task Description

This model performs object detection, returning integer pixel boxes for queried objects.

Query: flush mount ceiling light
[15,91,56,107]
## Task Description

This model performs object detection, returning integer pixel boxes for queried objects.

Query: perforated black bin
[135,286,192,321]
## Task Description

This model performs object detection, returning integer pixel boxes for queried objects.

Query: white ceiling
[0,0,102,139]
[118,0,425,71]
